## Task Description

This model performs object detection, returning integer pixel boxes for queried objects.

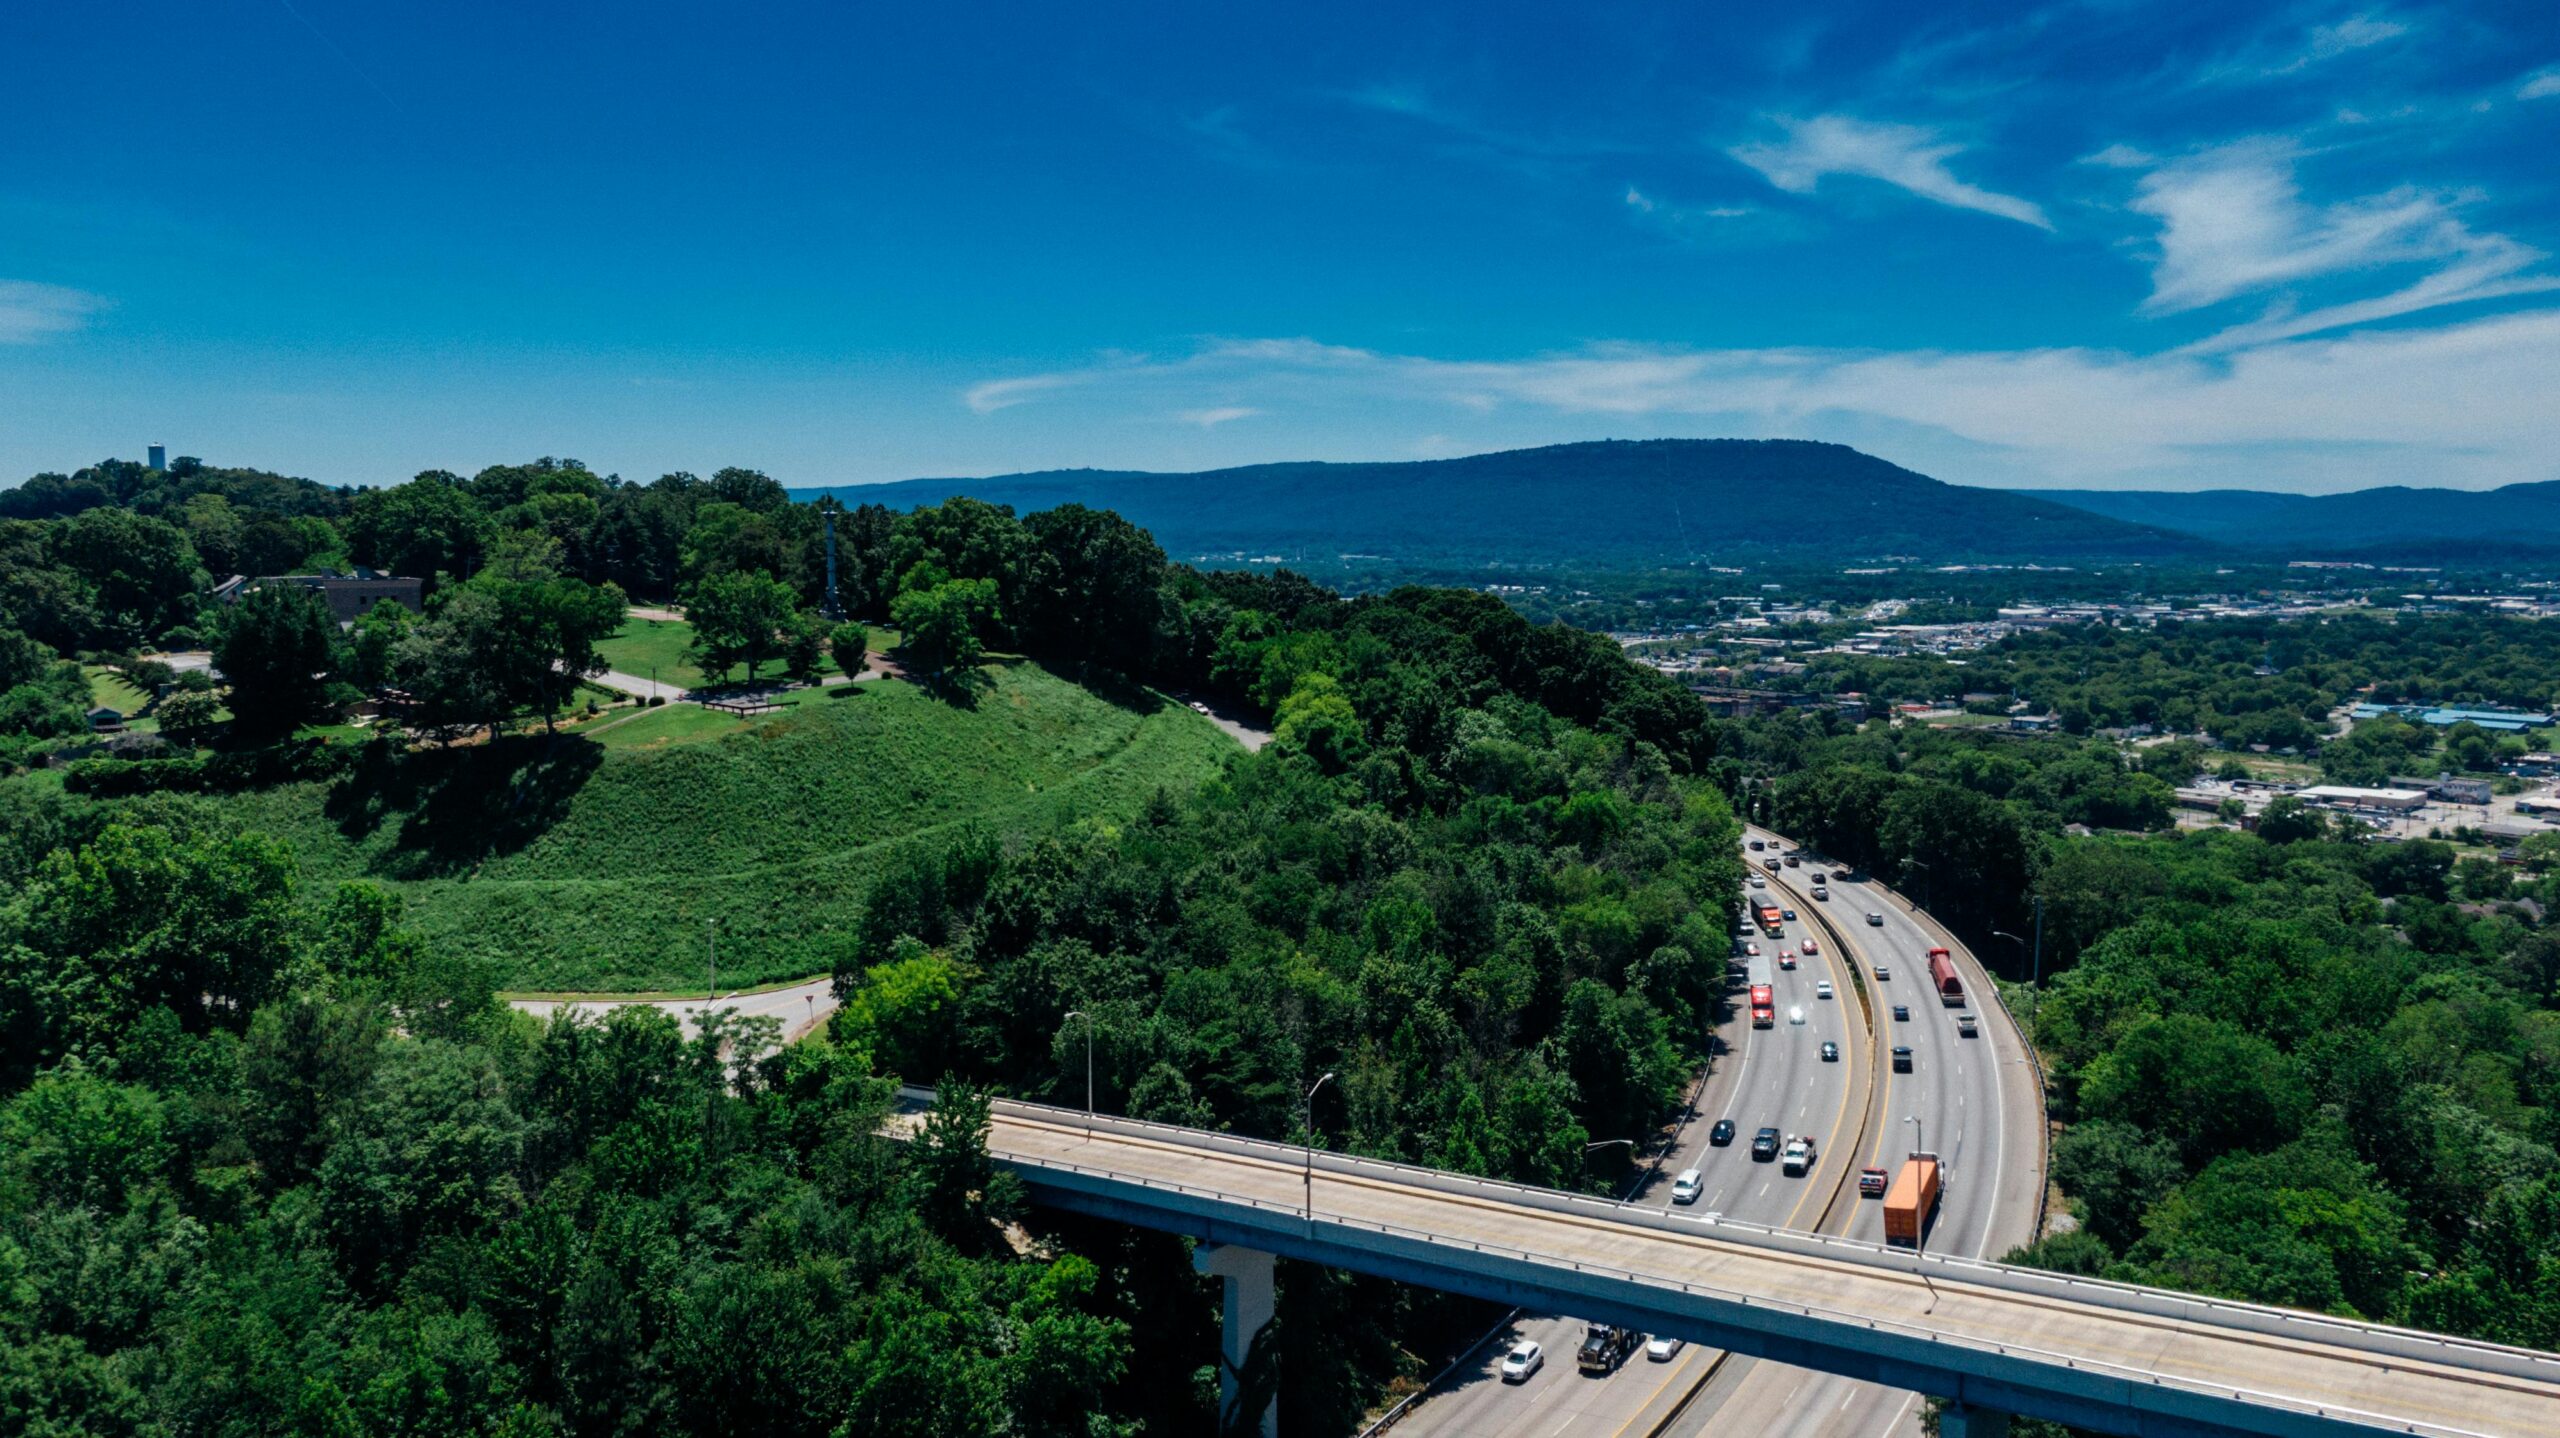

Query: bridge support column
[1194,1243,1277,1438]
[1940,1402,2010,1438]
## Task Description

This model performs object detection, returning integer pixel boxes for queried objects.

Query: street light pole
[1905,1115,1937,1313]
[1064,1010,1095,1135]
[1304,1072,1337,1226]
[1584,1137,1640,1198]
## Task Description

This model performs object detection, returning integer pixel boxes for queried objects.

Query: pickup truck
[1782,1135,1817,1175]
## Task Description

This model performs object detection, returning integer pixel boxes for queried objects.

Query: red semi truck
[1927,947,1964,1007]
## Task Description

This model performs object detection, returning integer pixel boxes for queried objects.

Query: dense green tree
[212,582,347,739]
[348,472,490,588]
[830,620,870,680]
[891,578,999,677]
[778,609,829,684]
[684,570,798,683]
[48,507,201,645]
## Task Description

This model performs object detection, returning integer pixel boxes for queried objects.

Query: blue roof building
[2350,702,2550,731]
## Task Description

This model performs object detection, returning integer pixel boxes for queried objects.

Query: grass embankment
[593,617,902,691]
[166,662,1234,991]
[84,667,160,731]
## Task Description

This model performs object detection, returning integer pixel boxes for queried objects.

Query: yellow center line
[1777,867,1863,1234]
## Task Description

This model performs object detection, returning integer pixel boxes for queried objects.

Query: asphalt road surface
[1660,829,2046,1438]
[1392,831,1870,1438]
[1385,825,2043,1438]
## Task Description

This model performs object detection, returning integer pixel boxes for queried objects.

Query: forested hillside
[2,455,1744,1432]
[799,439,2212,566]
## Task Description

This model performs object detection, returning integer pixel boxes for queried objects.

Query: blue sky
[4,1,2558,493]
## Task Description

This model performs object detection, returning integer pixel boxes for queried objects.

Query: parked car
[1751,1127,1782,1161]
[1647,1334,1684,1361]
[1500,1340,1543,1382]
[1671,1168,1703,1204]
[1709,1119,1736,1146]
[1815,979,1834,999]
[1820,1040,1839,1062]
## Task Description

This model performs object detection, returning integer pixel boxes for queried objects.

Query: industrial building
[2348,702,2552,732]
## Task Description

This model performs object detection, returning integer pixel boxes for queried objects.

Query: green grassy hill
[184,663,1234,990]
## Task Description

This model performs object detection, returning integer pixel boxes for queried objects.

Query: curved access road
[1662,828,2046,1438]
[1388,834,1873,1438]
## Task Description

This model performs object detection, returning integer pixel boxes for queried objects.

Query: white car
[1671,1168,1703,1205]
[1816,979,1834,1000]
[1747,874,1767,889]
[1788,1005,1806,1025]
[1743,942,1760,957]
[1500,1339,1543,1383]
[1646,1334,1684,1361]
[1782,1135,1817,1175]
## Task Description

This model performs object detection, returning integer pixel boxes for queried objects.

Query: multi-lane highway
[1662,828,2046,1438]
[1386,825,2044,1438]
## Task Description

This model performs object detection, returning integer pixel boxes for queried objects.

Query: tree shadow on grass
[1027,658,1168,717]
[323,733,604,879]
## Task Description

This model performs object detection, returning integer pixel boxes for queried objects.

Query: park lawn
[593,701,749,750]
[594,618,901,691]
[84,667,160,731]
[156,660,1237,991]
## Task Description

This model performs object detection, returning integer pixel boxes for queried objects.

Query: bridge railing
[1003,1134,2517,1438]
[915,1086,2560,1400]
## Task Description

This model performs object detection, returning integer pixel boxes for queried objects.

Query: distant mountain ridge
[2025,482,2560,554]
[798,439,2213,565]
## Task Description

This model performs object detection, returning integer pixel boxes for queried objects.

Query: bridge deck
[962,1101,2560,1438]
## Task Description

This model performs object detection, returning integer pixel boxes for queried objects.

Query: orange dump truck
[1882,1153,1942,1247]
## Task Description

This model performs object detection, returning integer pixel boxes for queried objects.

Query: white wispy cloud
[0,280,105,343]
[1729,115,2050,229]
[955,309,2560,490]
[2280,13,2408,72]
[2119,139,2556,348]
[2522,69,2560,100]
[1177,406,1259,428]
[2200,9,2410,83]
[964,372,1082,414]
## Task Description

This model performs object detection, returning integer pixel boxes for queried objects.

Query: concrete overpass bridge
[893,1088,2560,1438]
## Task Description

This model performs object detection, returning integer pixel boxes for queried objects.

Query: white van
[1671,1168,1703,1204]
